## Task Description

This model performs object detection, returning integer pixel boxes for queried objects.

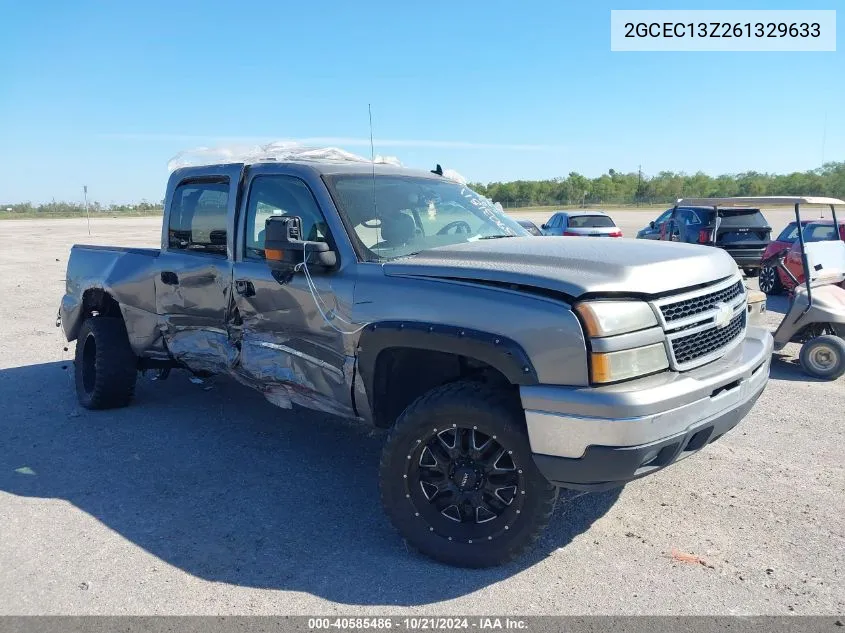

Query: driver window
[244,175,328,259]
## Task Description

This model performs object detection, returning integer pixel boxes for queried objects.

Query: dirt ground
[0,214,842,615]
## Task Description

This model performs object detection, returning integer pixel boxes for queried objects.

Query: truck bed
[61,244,162,345]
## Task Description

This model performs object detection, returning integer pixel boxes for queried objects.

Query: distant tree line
[469,161,845,208]
[1,200,163,216]
[4,161,845,215]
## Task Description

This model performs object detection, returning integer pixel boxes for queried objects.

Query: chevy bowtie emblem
[714,302,733,329]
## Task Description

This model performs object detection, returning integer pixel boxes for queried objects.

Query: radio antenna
[369,103,379,224]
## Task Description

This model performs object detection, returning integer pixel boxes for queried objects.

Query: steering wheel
[437,220,472,236]
[360,218,382,228]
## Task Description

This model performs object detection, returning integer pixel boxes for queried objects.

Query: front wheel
[758,264,783,295]
[379,381,558,568]
[743,267,760,278]
[799,335,845,380]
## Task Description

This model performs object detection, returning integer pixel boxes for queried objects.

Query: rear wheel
[758,264,783,295]
[799,335,845,380]
[74,317,138,409]
[379,381,558,568]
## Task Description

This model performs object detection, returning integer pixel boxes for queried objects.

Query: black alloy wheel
[409,425,524,540]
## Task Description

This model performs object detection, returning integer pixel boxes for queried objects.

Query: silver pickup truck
[59,159,773,568]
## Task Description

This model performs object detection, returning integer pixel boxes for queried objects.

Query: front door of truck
[230,168,355,417]
[155,166,242,374]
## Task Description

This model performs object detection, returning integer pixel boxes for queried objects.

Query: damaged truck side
[59,160,773,568]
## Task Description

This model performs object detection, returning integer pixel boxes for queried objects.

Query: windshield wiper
[478,234,515,240]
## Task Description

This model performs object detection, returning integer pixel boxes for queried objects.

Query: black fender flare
[355,321,538,413]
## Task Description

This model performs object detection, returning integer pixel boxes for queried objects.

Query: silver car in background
[540,210,622,237]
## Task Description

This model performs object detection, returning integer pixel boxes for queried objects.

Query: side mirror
[264,216,337,271]
[541,224,548,229]
[649,221,655,229]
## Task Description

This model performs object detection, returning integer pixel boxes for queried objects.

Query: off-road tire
[758,264,783,295]
[74,317,138,409]
[379,380,558,568]
[799,335,845,380]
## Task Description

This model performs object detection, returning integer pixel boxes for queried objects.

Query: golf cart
[677,197,845,380]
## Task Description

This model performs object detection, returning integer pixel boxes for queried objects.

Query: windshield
[326,175,528,261]
[569,215,615,228]
[776,222,800,243]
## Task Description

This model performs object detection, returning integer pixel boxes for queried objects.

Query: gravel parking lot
[1,212,842,615]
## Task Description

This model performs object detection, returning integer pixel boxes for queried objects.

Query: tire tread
[379,380,557,567]
[74,317,138,409]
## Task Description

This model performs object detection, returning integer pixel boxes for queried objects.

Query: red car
[758,220,813,294]
[760,220,845,294]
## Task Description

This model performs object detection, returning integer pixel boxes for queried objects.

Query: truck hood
[382,237,738,298]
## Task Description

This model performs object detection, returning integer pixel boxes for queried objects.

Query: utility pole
[83,185,90,236]
[636,165,642,207]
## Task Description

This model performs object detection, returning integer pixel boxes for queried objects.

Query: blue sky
[1,0,842,204]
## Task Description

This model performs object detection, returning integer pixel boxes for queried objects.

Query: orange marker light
[590,353,612,383]
[574,303,602,337]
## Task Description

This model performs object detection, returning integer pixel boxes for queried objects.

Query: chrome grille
[670,311,746,366]
[660,280,744,324]
[651,275,747,371]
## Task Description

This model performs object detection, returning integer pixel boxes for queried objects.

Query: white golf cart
[676,197,845,380]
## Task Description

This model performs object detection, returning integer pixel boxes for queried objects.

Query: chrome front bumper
[521,327,773,488]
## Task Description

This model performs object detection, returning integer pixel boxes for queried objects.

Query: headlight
[575,300,658,337]
[590,343,669,383]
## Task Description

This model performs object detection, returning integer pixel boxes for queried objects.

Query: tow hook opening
[710,378,741,399]
[683,427,714,453]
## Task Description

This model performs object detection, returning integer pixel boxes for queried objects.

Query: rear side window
[677,209,704,225]
[168,180,229,255]
[695,209,716,224]
[717,209,768,228]
[568,215,614,228]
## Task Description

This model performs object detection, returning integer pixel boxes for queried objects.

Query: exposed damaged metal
[58,155,780,568]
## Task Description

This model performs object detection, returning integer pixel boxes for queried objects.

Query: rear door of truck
[154,164,243,373]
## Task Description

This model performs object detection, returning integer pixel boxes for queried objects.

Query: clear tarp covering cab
[166,141,402,172]
[166,141,470,184]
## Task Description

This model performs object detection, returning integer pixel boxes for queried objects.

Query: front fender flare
[355,320,539,412]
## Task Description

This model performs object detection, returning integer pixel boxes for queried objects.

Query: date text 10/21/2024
[307,617,528,631]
